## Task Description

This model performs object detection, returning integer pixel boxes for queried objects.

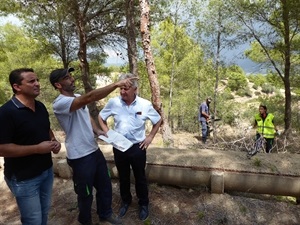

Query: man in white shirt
[99,73,162,221]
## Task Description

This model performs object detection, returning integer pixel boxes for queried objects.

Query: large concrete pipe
[52,144,300,198]
[106,160,300,198]
[225,172,300,197]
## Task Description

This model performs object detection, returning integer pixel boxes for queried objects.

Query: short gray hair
[119,73,138,88]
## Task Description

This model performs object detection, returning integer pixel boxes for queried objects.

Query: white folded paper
[98,129,133,152]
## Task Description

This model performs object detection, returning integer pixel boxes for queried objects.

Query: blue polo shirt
[0,96,52,181]
[199,101,209,122]
[99,95,161,144]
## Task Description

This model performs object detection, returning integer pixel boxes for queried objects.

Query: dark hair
[259,104,267,110]
[9,68,34,94]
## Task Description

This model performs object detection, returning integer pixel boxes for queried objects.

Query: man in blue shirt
[198,97,212,144]
[99,73,162,221]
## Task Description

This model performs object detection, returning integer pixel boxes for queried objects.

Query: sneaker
[100,214,122,225]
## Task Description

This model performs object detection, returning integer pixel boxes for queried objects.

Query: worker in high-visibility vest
[253,104,278,153]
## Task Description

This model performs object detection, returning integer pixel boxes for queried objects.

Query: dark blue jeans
[67,150,113,224]
[113,143,148,206]
[5,167,53,225]
[201,121,208,143]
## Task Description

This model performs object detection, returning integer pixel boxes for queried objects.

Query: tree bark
[212,8,222,143]
[126,0,139,77]
[282,0,292,135]
[72,2,99,125]
[139,0,173,147]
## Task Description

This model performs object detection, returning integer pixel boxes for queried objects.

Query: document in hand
[98,129,133,152]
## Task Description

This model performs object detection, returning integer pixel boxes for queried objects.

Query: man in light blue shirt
[99,73,162,221]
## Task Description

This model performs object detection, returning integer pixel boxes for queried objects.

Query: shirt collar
[11,95,26,109]
[11,95,37,109]
[120,95,137,106]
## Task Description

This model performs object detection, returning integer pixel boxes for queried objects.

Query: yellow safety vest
[255,113,275,138]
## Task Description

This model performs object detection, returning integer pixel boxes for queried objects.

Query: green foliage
[253,158,262,167]
[151,18,210,132]
[0,23,58,102]
[0,87,7,105]
[197,211,205,220]
[254,91,261,96]
[266,73,282,88]
[247,74,267,87]
[236,87,252,97]
[244,42,268,64]
[261,83,275,94]
[241,103,257,122]
[227,72,247,92]
[215,99,237,126]
[222,87,234,100]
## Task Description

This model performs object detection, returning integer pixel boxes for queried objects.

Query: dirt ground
[1,132,300,225]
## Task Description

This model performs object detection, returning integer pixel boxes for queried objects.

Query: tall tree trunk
[126,0,139,77]
[74,6,99,125]
[212,9,222,143]
[168,15,178,129]
[139,0,173,147]
[282,0,292,135]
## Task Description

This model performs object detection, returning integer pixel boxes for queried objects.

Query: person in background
[98,72,162,221]
[49,67,136,225]
[198,97,212,144]
[0,68,61,225]
[253,104,278,153]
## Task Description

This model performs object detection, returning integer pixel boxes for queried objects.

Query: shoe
[118,203,130,218]
[99,214,122,225]
[139,205,149,221]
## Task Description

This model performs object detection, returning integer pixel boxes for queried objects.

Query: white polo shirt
[53,94,98,159]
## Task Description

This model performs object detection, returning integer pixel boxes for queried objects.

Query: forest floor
[1,131,300,225]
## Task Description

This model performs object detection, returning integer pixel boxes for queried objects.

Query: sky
[0,15,20,25]
[222,43,265,75]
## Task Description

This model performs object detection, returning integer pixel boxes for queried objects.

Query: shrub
[261,83,275,94]
[227,72,248,91]
[254,91,261,96]
[252,84,258,90]
[236,87,252,97]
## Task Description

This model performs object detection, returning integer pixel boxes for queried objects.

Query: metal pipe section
[106,161,300,198]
